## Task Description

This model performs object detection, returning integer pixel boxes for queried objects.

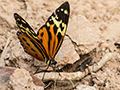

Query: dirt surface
[0,0,120,90]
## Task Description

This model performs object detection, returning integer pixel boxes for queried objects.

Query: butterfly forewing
[37,2,70,59]
[14,13,48,61]
[14,13,36,36]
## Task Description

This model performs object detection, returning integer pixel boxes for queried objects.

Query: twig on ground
[44,81,53,89]
[35,53,113,81]
[0,38,11,66]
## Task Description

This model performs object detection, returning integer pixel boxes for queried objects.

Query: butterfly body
[14,1,70,66]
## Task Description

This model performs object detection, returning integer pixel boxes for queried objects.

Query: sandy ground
[0,0,120,90]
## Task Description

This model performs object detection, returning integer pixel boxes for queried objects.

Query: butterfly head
[50,61,57,65]
[45,57,57,66]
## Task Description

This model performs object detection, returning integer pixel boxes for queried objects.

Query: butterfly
[14,2,70,71]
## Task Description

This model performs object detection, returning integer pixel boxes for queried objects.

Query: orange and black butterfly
[14,2,70,71]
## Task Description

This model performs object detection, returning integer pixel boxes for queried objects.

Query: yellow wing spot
[21,29,25,32]
[19,24,25,30]
[26,28,30,32]
[61,8,64,11]
[21,20,26,24]
[58,23,66,36]
[19,23,35,35]
[62,23,66,27]
[51,16,62,28]
[19,24,22,28]
[57,28,61,34]
[57,26,66,36]
[57,10,59,12]
[16,18,20,21]
[49,19,52,21]
[62,26,66,35]
[51,16,66,35]
[32,35,39,40]
[30,29,35,34]
[64,10,68,15]
[46,22,50,27]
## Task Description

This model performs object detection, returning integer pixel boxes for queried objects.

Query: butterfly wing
[37,2,70,59]
[14,13,48,61]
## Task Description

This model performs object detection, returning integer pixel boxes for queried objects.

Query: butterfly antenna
[42,65,49,81]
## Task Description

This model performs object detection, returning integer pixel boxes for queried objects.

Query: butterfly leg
[34,66,40,74]
[42,65,49,81]
[34,65,47,74]
[51,65,62,78]
[34,65,50,81]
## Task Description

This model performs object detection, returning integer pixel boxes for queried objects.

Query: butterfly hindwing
[17,32,45,61]
[37,2,70,59]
